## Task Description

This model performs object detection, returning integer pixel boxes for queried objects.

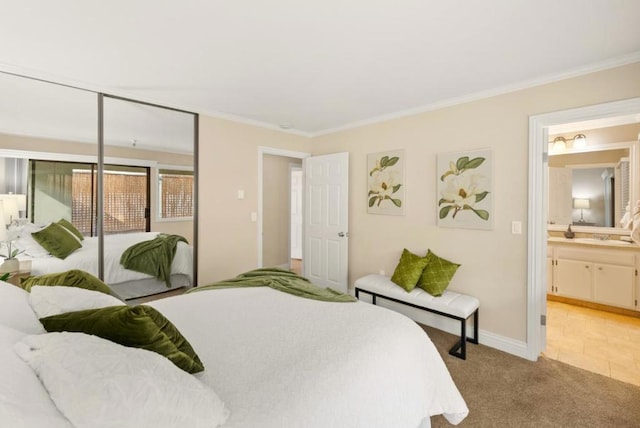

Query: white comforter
[24,232,193,285]
[150,287,469,427]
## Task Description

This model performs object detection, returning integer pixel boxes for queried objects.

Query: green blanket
[120,234,188,287]
[187,267,356,303]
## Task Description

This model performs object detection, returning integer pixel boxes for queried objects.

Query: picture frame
[436,148,493,230]
[367,149,405,215]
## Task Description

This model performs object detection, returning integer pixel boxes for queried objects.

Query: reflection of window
[159,169,193,219]
[30,160,149,235]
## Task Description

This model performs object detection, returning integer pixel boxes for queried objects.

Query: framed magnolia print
[367,149,405,215]
[437,148,493,230]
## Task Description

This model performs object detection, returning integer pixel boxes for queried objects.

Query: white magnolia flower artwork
[367,150,405,215]
[437,149,493,229]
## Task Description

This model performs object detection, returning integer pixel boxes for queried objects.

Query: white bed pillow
[14,223,51,257]
[15,332,230,428]
[0,324,73,428]
[0,281,45,334]
[29,285,125,318]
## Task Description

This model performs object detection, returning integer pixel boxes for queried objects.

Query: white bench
[354,274,479,360]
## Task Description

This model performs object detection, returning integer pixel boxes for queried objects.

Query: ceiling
[1,1,640,136]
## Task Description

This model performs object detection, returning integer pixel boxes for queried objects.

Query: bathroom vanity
[547,237,640,313]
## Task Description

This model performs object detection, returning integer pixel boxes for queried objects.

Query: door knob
[338,232,345,237]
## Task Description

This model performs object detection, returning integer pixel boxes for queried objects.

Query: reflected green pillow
[20,269,116,298]
[417,250,460,296]
[390,249,429,292]
[31,223,82,259]
[57,218,84,241]
[40,305,204,374]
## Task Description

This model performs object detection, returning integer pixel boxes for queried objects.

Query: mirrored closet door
[0,72,197,298]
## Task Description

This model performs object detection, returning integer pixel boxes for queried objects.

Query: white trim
[157,164,194,171]
[257,146,310,268]
[314,53,640,137]
[528,97,640,362]
[0,148,158,167]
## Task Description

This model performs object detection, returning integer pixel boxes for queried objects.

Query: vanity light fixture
[551,134,588,151]
[573,134,587,148]
[552,137,567,151]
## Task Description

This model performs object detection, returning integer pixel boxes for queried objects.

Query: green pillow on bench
[418,250,460,296]
[390,248,429,292]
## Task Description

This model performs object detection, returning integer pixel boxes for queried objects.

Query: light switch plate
[511,221,522,234]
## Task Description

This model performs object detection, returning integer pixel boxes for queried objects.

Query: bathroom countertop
[547,236,640,249]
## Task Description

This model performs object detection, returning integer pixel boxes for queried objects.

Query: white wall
[310,62,640,343]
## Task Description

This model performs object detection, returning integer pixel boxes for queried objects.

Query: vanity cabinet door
[555,259,593,301]
[546,257,554,294]
[593,263,635,309]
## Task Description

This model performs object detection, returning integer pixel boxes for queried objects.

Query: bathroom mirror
[548,140,639,234]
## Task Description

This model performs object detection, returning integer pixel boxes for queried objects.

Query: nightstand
[6,271,30,287]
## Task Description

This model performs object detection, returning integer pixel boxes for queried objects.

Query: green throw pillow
[57,218,84,241]
[390,248,429,292]
[417,250,460,296]
[31,223,82,259]
[20,269,116,298]
[40,305,204,374]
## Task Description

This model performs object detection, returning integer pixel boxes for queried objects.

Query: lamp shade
[573,198,590,209]
[0,198,18,225]
[0,210,8,242]
[0,194,26,212]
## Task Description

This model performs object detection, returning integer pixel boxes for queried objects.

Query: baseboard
[358,296,530,360]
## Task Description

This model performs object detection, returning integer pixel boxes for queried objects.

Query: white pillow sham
[14,222,50,258]
[29,285,124,319]
[0,324,73,428]
[15,332,230,428]
[0,281,45,334]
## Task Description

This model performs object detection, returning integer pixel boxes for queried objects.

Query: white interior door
[303,152,349,293]
[290,167,303,259]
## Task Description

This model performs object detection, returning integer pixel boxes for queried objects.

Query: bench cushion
[354,274,479,319]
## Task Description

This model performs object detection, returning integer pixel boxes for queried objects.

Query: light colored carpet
[422,325,640,428]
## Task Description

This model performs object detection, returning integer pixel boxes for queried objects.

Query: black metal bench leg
[449,318,467,360]
[448,310,480,360]
[468,309,479,345]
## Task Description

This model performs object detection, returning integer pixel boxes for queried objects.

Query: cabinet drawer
[555,247,635,266]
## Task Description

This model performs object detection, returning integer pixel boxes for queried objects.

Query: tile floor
[545,300,640,386]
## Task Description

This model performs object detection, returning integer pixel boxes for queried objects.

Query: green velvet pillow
[417,250,461,296]
[390,248,430,292]
[20,269,116,298]
[31,223,82,259]
[40,305,204,374]
[57,218,84,241]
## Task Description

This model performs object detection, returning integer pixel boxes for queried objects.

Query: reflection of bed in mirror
[20,231,193,300]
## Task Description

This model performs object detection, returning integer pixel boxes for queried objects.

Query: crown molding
[312,51,640,137]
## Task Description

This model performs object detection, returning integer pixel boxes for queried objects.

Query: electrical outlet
[379,269,385,276]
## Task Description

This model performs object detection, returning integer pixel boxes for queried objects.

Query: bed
[16,229,193,300]
[0,269,468,428]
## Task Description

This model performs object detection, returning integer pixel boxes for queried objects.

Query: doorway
[528,97,640,362]
[257,147,310,271]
